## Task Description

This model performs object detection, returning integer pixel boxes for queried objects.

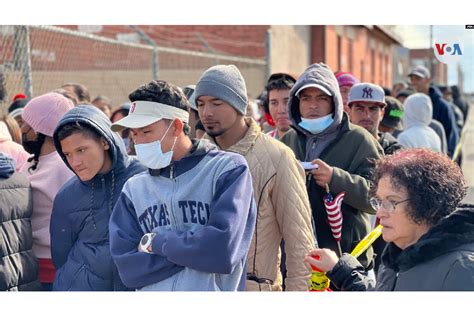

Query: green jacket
[281,114,383,268]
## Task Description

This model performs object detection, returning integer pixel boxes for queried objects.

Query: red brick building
[62,25,403,88]
[311,25,402,88]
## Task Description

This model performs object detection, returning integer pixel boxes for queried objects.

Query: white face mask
[135,121,177,169]
[298,114,334,134]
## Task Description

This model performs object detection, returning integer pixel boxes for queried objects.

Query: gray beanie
[194,65,248,115]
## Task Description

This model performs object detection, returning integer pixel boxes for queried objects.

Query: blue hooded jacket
[429,85,460,157]
[50,105,145,291]
[109,138,257,291]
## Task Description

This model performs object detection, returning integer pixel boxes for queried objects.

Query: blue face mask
[298,114,334,134]
[135,121,177,170]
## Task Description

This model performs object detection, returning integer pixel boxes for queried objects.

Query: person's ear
[173,119,183,137]
[101,137,110,150]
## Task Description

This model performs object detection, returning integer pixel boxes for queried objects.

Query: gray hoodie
[287,63,344,160]
[398,93,441,152]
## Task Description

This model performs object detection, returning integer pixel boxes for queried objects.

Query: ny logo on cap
[362,87,373,99]
[130,102,137,113]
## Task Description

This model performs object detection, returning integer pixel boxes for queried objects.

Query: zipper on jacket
[168,170,180,231]
[170,163,175,180]
[391,272,399,291]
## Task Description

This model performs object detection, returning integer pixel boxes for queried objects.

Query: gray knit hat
[194,65,248,115]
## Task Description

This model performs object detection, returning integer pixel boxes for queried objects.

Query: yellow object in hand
[309,270,331,291]
[350,224,383,259]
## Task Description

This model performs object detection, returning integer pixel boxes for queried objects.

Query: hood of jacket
[429,84,444,104]
[382,204,474,272]
[0,153,15,179]
[53,105,132,183]
[402,93,433,129]
[287,63,343,137]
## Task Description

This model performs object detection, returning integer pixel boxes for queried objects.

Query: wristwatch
[138,233,156,253]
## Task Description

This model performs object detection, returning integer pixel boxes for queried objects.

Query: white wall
[269,26,311,77]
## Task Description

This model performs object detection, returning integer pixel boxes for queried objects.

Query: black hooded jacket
[0,154,42,291]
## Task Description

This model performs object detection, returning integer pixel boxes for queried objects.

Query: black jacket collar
[382,205,474,271]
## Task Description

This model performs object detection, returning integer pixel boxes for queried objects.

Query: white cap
[408,65,431,79]
[296,83,332,98]
[111,100,189,132]
[348,83,386,107]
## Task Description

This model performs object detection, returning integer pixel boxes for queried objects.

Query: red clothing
[38,258,56,283]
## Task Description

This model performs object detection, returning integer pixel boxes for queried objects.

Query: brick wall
[60,25,269,58]
[311,26,396,88]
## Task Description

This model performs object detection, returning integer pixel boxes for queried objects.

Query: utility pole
[429,25,434,80]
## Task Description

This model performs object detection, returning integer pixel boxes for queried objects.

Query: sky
[394,25,474,93]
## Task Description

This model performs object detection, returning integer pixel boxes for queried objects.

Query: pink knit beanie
[336,72,360,88]
[22,92,74,137]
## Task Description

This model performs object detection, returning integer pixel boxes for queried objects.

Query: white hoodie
[398,93,441,152]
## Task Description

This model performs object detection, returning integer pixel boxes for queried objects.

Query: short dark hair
[263,77,295,114]
[129,80,191,136]
[56,121,103,144]
[383,87,392,96]
[371,148,467,226]
[265,77,295,93]
[61,83,91,103]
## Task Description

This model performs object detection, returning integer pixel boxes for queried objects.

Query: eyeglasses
[369,197,410,213]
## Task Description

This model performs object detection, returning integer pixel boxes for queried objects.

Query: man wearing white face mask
[108,80,257,291]
[281,63,383,275]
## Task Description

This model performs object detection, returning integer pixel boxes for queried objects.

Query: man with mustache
[195,64,315,291]
[280,63,382,278]
[348,83,404,156]
[347,82,404,273]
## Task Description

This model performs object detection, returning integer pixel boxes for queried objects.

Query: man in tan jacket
[194,64,315,291]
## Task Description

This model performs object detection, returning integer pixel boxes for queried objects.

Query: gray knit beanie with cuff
[194,64,248,115]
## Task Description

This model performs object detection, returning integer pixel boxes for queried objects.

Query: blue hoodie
[429,85,459,157]
[109,138,256,291]
[50,105,145,291]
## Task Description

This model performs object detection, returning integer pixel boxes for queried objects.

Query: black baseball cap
[381,96,404,131]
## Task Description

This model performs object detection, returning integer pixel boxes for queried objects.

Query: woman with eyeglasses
[304,148,474,291]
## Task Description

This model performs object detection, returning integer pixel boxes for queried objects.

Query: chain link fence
[1,25,267,110]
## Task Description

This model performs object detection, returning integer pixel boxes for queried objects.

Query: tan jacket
[206,118,314,291]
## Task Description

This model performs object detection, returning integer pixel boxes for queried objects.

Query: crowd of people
[0,62,473,292]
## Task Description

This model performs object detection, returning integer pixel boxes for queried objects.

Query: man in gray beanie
[195,64,315,291]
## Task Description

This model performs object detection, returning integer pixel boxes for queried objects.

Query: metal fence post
[14,26,33,98]
[129,25,159,80]
[265,29,272,81]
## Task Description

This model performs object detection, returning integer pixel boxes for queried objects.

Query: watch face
[141,235,149,246]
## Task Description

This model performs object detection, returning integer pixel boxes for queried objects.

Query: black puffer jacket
[0,154,42,291]
[378,132,404,156]
[327,205,474,291]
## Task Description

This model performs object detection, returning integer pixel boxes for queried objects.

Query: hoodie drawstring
[89,170,116,230]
